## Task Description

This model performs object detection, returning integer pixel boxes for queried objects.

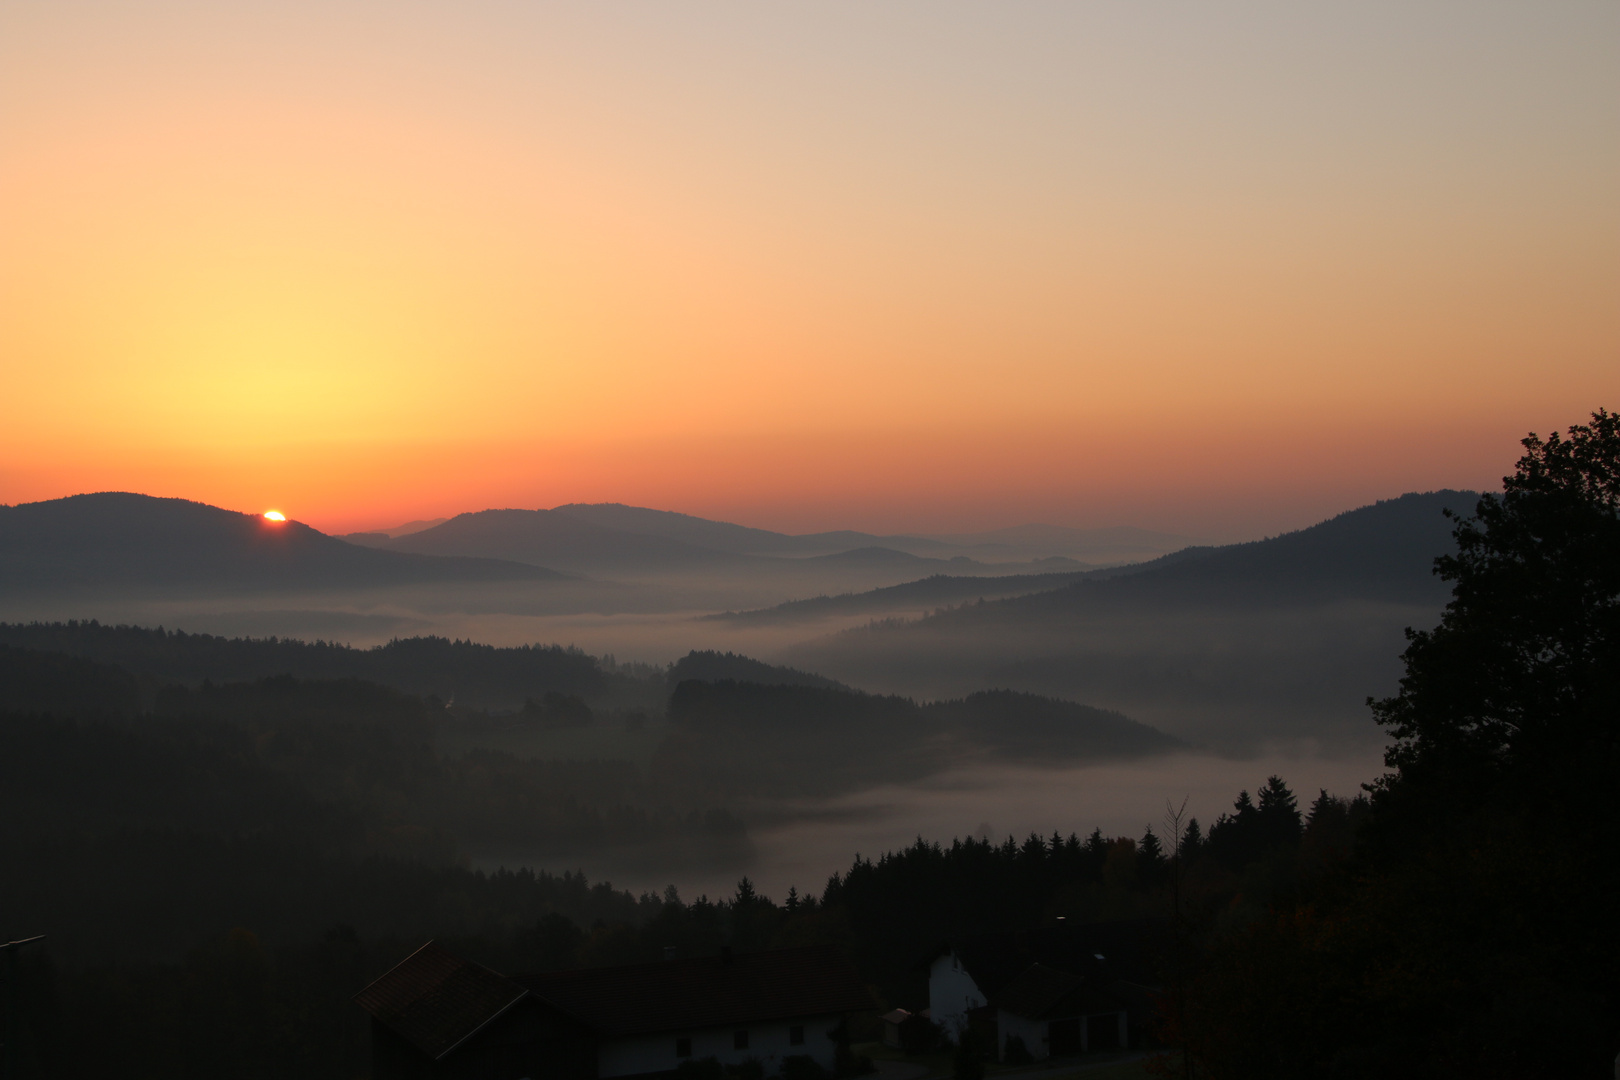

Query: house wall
[1081,1011,1129,1052]
[996,1011,1048,1061]
[927,952,986,1036]
[598,1014,844,1078]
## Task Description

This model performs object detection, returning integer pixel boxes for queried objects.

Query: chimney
[663,946,677,962]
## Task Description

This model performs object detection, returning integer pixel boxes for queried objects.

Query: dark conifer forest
[0,413,1615,1077]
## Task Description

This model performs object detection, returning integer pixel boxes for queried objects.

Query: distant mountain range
[709,570,1097,624]
[343,505,1111,577]
[998,489,1482,610]
[354,507,742,574]
[712,492,1479,624]
[346,503,1187,569]
[0,493,556,594]
[4,490,1464,628]
[782,490,1485,750]
[0,492,1186,600]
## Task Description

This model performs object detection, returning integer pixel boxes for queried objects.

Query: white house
[926,949,989,1036]
[924,926,1156,1060]
[357,941,872,1080]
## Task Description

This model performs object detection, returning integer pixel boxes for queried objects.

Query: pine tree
[1255,775,1302,847]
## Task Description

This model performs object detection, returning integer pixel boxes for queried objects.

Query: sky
[2,1,1616,539]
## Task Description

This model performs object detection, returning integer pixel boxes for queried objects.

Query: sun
[263,510,286,522]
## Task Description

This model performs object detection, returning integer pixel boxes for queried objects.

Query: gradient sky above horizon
[2,2,1616,540]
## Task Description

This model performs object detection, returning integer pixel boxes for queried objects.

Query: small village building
[922,921,1160,1060]
[879,1009,911,1049]
[925,949,988,1036]
[993,963,1127,1059]
[356,942,872,1080]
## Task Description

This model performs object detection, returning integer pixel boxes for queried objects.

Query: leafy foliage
[1183,411,1620,1079]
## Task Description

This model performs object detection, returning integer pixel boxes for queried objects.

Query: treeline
[1171,412,1620,1077]
[0,622,632,710]
[658,680,1180,799]
[2,767,1334,1079]
[11,411,1612,1077]
[0,654,750,885]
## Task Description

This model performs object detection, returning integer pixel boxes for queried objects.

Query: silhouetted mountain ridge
[982,490,1481,613]
[708,570,1096,624]
[0,621,614,711]
[369,507,745,573]
[0,493,556,593]
[551,503,953,556]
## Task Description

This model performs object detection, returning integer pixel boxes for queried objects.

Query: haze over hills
[354,507,745,575]
[363,502,1186,567]
[1004,489,1478,608]
[551,503,958,557]
[0,493,555,595]
[709,570,1097,625]
[0,487,1487,756]
[784,491,1482,751]
[710,493,1472,627]
[924,523,1198,563]
[347,504,1118,582]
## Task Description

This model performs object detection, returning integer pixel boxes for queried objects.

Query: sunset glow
[262,511,286,522]
[2,2,1615,538]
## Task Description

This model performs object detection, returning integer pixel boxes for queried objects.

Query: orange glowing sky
[2,2,1616,539]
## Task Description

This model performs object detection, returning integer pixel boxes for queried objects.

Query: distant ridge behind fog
[0,493,558,595]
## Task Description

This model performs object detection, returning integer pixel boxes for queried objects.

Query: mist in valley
[0,488,1463,973]
[477,750,1387,904]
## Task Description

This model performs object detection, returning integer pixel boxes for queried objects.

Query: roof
[994,964,1088,1021]
[354,941,529,1060]
[516,946,873,1037]
[925,920,1164,997]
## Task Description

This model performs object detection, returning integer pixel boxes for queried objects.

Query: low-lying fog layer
[474,750,1387,903]
[0,579,961,658]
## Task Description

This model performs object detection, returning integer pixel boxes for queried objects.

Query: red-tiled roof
[517,946,872,1037]
[354,941,529,1060]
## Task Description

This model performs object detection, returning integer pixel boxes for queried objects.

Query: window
[676,1039,692,1058]
[734,1031,750,1050]
[789,1026,805,1046]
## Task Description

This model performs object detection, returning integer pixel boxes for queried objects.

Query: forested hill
[666,650,850,690]
[658,679,1182,799]
[0,492,557,593]
[550,502,952,556]
[936,489,1479,616]
[707,570,1094,624]
[371,507,746,573]
[0,621,620,710]
[713,492,1475,626]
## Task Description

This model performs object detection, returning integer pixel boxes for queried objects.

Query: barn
[356,942,873,1080]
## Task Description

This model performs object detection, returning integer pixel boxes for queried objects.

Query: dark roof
[994,964,1085,1021]
[927,920,1165,997]
[354,942,529,1060]
[516,946,872,1037]
[994,961,1149,1021]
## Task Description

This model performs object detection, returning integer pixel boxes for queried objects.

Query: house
[356,942,873,1080]
[355,941,594,1080]
[922,921,1161,1060]
[879,1009,911,1050]
[994,963,1127,1059]
[925,948,988,1036]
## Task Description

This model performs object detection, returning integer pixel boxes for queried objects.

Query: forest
[1,412,1616,1077]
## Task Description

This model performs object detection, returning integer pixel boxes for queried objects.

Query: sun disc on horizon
[263,510,286,522]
